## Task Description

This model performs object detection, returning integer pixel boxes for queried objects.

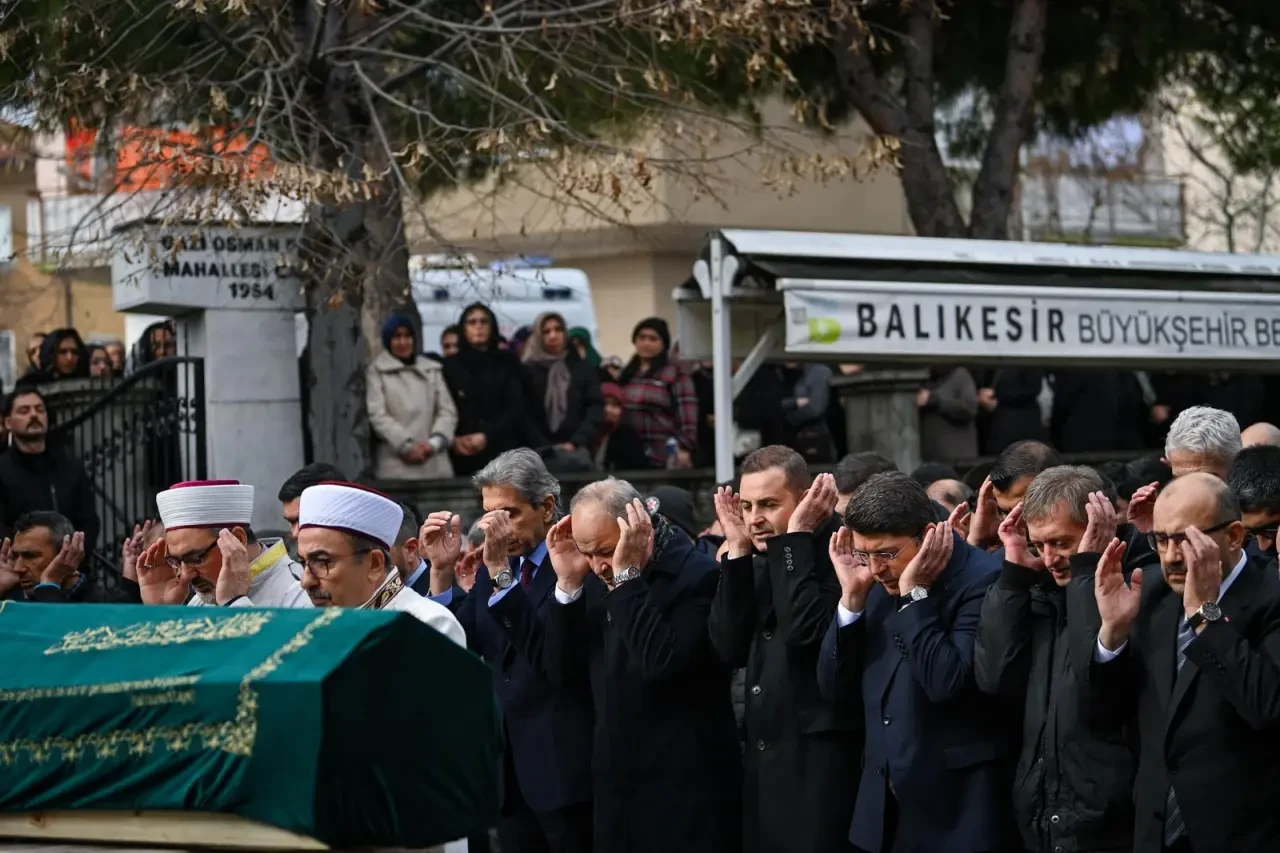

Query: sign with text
[782,279,1280,365]
[113,225,302,314]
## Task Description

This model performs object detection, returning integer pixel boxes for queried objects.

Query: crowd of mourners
[3,362,1280,853]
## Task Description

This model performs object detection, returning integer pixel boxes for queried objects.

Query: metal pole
[710,236,734,484]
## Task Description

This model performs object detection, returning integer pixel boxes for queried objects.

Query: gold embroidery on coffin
[0,609,342,766]
[0,675,200,703]
[43,612,274,655]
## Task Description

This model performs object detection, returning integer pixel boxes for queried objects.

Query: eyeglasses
[165,540,219,570]
[852,541,915,568]
[1146,520,1233,552]
[301,548,373,578]
[1247,525,1279,541]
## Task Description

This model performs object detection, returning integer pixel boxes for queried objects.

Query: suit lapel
[530,552,558,609]
[1151,589,1183,716]
[1164,560,1259,739]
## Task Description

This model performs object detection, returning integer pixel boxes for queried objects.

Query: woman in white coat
[367,314,459,480]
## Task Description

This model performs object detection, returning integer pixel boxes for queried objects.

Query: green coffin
[0,602,501,848]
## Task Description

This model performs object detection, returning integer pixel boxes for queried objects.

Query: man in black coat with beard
[708,445,860,853]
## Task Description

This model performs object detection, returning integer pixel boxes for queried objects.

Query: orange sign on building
[65,122,272,191]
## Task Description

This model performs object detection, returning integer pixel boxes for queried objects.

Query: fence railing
[44,357,207,586]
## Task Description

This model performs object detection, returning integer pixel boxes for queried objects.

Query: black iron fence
[44,357,207,585]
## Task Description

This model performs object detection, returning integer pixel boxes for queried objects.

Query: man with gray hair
[1164,405,1242,480]
[535,476,742,852]
[974,465,1155,853]
[417,447,595,853]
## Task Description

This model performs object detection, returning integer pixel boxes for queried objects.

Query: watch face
[495,570,514,589]
[910,586,929,601]
[1201,601,1223,621]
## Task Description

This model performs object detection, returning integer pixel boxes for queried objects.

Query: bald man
[1241,422,1280,448]
[1083,472,1280,853]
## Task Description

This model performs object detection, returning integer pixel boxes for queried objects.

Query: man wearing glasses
[1086,472,1280,853]
[1226,444,1280,566]
[818,472,1008,853]
[136,480,310,608]
[295,481,464,646]
[974,465,1157,853]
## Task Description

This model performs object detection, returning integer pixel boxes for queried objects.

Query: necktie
[520,559,534,588]
[1164,617,1198,846]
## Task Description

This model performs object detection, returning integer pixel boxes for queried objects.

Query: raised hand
[41,531,85,587]
[455,548,483,593]
[899,521,955,592]
[136,538,190,605]
[546,515,591,594]
[998,503,1035,569]
[713,486,751,559]
[0,538,20,595]
[477,511,515,577]
[947,500,972,542]
[1127,482,1160,535]
[1181,526,1223,620]
[968,477,1001,549]
[611,499,655,581]
[829,526,874,613]
[1079,491,1118,555]
[122,520,154,582]
[788,473,839,534]
[1095,538,1141,651]
[214,529,252,605]
[420,511,462,570]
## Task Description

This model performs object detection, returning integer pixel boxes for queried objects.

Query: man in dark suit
[708,445,860,853]
[818,472,1011,853]
[513,478,741,853]
[420,448,594,853]
[1084,472,1280,853]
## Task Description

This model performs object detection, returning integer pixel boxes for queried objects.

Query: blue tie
[1164,617,1197,846]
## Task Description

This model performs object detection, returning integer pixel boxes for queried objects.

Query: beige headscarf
[522,312,572,434]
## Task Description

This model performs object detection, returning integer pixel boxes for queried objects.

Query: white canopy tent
[678,229,1280,482]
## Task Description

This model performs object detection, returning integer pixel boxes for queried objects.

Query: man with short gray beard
[974,465,1153,853]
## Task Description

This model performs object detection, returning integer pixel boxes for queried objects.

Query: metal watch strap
[612,565,641,586]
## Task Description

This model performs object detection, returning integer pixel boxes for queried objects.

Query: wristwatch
[1187,600,1224,629]
[612,565,642,586]
[899,586,929,610]
[493,569,515,590]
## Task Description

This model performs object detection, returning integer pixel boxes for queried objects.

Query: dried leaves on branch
[0,0,892,254]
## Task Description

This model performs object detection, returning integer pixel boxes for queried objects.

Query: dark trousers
[498,780,592,853]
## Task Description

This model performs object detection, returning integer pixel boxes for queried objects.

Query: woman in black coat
[521,311,604,454]
[442,302,526,476]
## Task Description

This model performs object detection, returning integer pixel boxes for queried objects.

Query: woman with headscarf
[38,329,90,381]
[134,320,177,369]
[441,302,526,475]
[87,344,115,379]
[618,317,699,468]
[568,326,608,379]
[367,314,458,481]
[521,311,604,456]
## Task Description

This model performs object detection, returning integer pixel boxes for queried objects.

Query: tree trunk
[298,2,419,478]
[835,0,1048,241]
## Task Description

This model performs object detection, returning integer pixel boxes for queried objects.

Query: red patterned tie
[520,559,534,588]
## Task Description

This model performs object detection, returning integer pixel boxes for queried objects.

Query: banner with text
[782,279,1280,364]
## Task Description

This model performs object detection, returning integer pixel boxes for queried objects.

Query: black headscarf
[135,320,176,367]
[455,302,503,364]
[620,316,671,384]
[38,328,90,380]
